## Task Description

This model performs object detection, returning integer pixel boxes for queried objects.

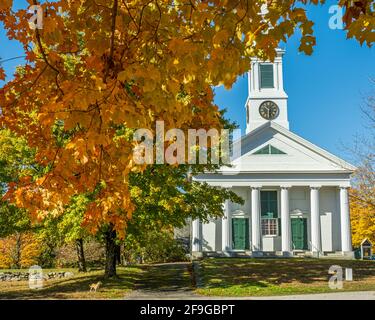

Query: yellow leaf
[118,71,127,82]
[0,0,12,10]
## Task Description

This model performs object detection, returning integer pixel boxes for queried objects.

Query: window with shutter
[260,64,274,88]
[260,191,280,236]
[261,191,278,218]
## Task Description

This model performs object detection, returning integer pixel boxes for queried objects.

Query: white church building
[192,49,356,259]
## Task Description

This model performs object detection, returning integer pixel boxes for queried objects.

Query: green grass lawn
[0,266,143,300]
[195,258,375,297]
[2,259,374,299]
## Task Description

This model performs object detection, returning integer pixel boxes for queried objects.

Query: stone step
[194,251,355,260]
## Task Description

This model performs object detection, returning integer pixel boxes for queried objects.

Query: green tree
[0,129,35,236]
[38,194,97,271]
[0,129,39,268]
[57,195,91,272]
[117,165,243,271]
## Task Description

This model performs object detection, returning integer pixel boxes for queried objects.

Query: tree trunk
[115,244,121,265]
[104,228,117,278]
[14,233,22,269]
[75,238,87,272]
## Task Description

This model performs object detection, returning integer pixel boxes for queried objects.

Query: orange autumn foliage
[0,1,372,237]
[0,232,42,269]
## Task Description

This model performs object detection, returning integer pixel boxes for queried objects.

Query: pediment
[220,122,356,173]
[361,238,372,246]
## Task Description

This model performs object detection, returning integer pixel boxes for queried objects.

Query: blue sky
[1,1,374,163]
[215,2,374,163]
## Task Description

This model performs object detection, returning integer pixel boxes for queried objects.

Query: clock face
[259,101,279,120]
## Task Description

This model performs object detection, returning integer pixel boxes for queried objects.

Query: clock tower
[246,48,289,133]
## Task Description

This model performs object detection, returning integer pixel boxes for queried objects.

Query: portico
[192,183,353,258]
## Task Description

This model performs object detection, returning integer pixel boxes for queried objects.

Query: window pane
[261,210,273,218]
[261,219,278,236]
[269,201,278,218]
[254,145,270,154]
[269,191,277,201]
[270,146,286,154]
[261,191,278,218]
[260,64,274,88]
[261,191,268,201]
[253,145,286,155]
[261,219,268,234]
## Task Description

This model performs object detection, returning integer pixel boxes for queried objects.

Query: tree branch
[32,0,64,95]
[104,0,119,83]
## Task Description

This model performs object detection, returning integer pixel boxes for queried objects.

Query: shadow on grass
[0,266,143,300]
[199,258,375,292]
[131,262,193,293]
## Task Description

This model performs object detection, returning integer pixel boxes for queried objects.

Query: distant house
[192,49,356,259]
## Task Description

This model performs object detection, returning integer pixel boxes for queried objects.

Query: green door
[291,218,308,250]
[232,218,249,250]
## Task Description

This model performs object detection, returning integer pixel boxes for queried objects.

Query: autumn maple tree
[350,81,375,247]
[0,1,373,276]
[0,232,42,269]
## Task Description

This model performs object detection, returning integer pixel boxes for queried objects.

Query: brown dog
[89,281,102,292]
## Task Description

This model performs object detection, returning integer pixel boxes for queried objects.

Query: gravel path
[125,262,201,300]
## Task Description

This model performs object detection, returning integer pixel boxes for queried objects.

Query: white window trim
[261,218,279,237]
[260,189,280,237]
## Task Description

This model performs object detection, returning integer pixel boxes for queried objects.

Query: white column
[222,199,231,251]
[254,62,259,91]
[192,219,201,252]
[340,187,352,253]
[277,61,284,90]
[281,186,292,254]
[251,186,261,252]
[310,186,321,253]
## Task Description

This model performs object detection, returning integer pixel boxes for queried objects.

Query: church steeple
[246,49,289,133]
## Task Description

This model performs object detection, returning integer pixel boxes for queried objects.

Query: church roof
[361,238,372,246]
[219,121,357,174]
